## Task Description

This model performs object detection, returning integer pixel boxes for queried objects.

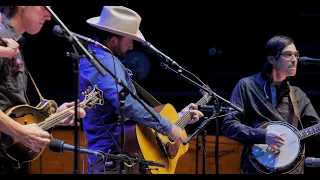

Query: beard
[112,46,126,60]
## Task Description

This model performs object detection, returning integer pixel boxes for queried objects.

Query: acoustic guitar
[124,92,212,174]
[0,85,104,169]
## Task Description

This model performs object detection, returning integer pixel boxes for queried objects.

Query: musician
[0,6,86,174]
[221,34,320,174]
[79,6,204,174]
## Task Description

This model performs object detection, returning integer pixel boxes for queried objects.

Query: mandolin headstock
[81,85,104,109]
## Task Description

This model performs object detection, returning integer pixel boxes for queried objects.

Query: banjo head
[251,122,300,170]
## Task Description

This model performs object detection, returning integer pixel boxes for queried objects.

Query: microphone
[305,157,320,167]
[198,105,234,112]
[142,41,182,69]
[49,138,102,156]
[299,56,320,65]
[52,25,109,51]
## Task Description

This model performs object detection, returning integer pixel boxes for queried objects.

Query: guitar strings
[37,106,75,127]
[175,94,210,129]
[38,102,85,130]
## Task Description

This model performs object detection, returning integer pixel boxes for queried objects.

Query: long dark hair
[262,35,294,80]
[265,34,294,58]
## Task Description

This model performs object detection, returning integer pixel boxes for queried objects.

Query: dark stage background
[18,2,320,173]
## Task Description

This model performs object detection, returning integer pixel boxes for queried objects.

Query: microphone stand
[45,6,108,174]
[45,6,163,175]
[98,150,167,170]
[160,62,243,174]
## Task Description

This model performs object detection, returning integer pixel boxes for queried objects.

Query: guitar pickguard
[154,132,180,159]
[155,132,168,157]
[165,142,179,159]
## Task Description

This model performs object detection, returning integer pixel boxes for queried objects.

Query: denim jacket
[79,44,172,156]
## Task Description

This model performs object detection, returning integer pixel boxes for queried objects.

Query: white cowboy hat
[86,6,145,43]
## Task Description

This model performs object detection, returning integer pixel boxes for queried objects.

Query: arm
[0,109,25,138]
[0,109,50,152]
[87,53,172,136]
[221,80,267,144]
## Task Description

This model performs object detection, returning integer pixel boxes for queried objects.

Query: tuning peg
[87,86,92,93]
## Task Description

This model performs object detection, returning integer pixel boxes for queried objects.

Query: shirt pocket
[3,60,26,93]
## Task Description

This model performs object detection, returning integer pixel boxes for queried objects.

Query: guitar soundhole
[9,112,33,119]
[165,142,179,159]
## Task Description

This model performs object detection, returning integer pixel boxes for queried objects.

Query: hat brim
[87,16,145,43]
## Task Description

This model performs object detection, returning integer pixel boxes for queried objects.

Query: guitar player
[78,6,204,174]
[0,7,86,174]
[221,34,320,174]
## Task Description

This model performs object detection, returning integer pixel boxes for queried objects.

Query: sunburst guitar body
[0,85,104,169]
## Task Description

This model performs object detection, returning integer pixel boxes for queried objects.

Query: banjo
[247,120,320,174]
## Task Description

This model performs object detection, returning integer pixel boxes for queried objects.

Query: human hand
[56,101,86,126]
[0,38,19,59]
[266,130,286,151]
[15,123,51,152]
[179,103,204,124]
[168,124,185,145]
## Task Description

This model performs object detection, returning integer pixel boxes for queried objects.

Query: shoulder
[80,46,117,66]
[290,85,307,98]
[236,73,259,88]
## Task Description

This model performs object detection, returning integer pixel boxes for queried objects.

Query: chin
[288,72,296,76]
[26,27,42,35]
[27,30,40,35]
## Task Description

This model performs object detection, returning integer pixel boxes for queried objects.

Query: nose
[45,14,52,21]
[292,56,298,62]
[44,9,52,21]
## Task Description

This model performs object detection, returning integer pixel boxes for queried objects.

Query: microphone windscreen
[49,138,64,153]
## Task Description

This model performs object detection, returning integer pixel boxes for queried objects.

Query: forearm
[0,46,11,59]
[124,94,172,136]
[0,110,23,138]
[221,117,267,144]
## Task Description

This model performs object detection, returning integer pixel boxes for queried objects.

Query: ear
[109,36,118,45]
[267,55,276,65]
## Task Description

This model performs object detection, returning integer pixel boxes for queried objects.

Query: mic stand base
[201,129,207,174]
[195,134,199,174]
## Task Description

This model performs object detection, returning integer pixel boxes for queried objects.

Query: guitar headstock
[81,85,104,109]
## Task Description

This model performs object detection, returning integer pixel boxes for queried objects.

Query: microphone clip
[66,52,86,60]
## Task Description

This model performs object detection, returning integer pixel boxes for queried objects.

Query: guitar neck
[175,93,212,129]
[298,123,320,140]
[38,106,76,130]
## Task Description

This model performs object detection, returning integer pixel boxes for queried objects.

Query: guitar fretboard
[175,93,212,129]
[298,123,320,140]
[38,104,84,130]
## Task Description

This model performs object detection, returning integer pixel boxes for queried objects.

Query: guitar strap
[288,83,304,130]
[131,79,162,107]
[25,66,45,102]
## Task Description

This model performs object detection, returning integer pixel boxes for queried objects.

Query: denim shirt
[79,44,172,155]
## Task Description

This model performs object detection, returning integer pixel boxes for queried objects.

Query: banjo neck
[298,123,320,140]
